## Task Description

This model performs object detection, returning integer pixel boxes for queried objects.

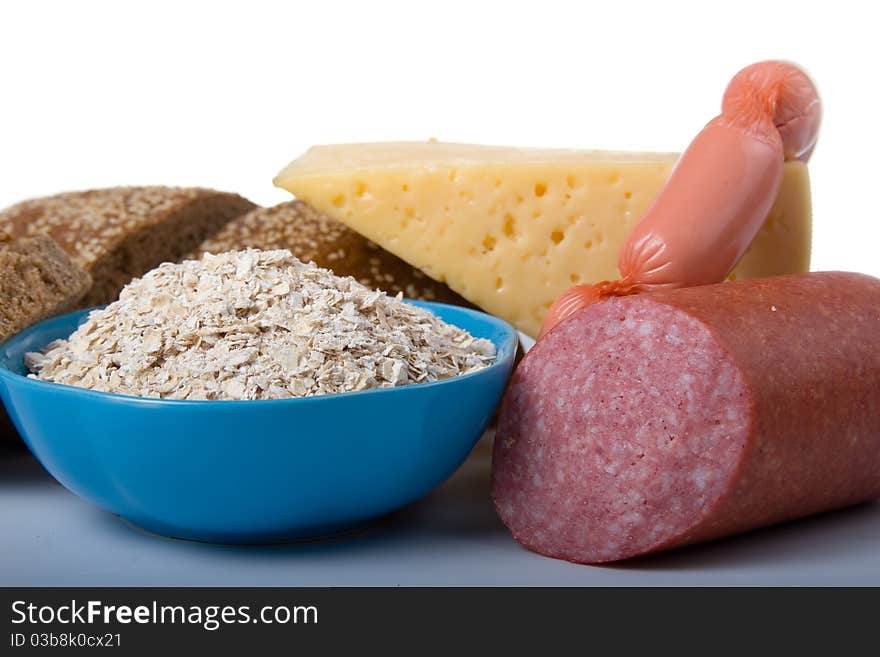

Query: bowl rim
[0,300,518,408]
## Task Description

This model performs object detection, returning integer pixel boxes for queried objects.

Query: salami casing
[493,272,880,563]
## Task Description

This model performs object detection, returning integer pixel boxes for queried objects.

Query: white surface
[2,1,880,586]
[2,438,879,586]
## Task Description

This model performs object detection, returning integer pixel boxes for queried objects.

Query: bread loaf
[192,201,471,305]
[0,187,256,306]
[0,232,91,342]
[1,232,92,440]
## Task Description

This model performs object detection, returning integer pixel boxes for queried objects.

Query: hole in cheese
[503,214,517,238]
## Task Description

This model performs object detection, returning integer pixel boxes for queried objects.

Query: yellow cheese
[275,141,811,337]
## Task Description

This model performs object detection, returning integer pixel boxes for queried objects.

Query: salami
[493,272,880,563]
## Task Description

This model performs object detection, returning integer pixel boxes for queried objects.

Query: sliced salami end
[494,299,751,563]
[493,272,880,564]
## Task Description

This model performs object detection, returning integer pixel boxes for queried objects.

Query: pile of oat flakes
[26,249,496,400]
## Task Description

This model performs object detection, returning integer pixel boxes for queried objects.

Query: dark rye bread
[0,187,256,306]
[191,201,472,305]
[1,232,92,441]
[0,232,91,342]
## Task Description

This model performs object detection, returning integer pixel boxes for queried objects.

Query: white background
[1,0,877,276]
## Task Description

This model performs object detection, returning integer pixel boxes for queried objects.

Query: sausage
[723,60,822,162]
[493,272,880,563]
[539,60,821,338]
[616,116,783,293]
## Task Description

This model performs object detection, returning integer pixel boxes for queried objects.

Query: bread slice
[1,232,92,441]
[0,232,91,343]
[191,201,471,305]
[0,187,256,306]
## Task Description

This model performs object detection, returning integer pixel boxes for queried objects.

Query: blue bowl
[0,301,516,543]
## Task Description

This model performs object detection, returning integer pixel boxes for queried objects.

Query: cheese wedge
[275,141,811,337]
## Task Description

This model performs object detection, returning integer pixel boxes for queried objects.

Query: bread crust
[0,187,256,305]
[193,201,471,305]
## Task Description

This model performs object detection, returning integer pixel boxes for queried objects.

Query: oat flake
[26,249,496,400]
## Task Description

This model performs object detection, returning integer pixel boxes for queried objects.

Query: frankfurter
[540,60,821,337]
[494,272,880,563]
